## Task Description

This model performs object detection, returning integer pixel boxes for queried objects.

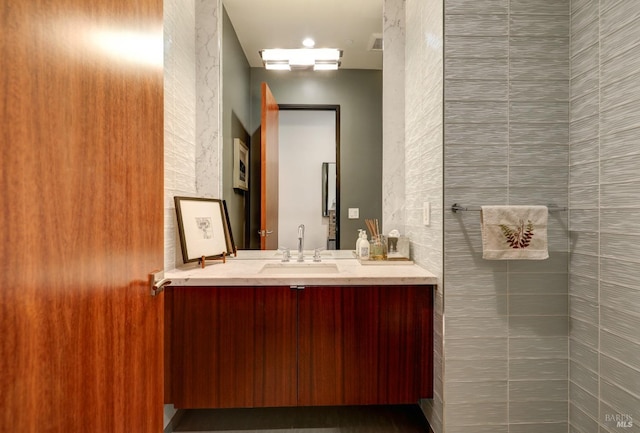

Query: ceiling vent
[368,33,383,51]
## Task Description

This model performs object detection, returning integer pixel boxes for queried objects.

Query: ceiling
[223,0,383,70]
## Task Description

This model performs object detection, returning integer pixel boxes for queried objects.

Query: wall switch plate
[348,208,359,219]
[423,202,430,226]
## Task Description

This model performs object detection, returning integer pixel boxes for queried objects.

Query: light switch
[423,202,430,226]
[348,208,359,219]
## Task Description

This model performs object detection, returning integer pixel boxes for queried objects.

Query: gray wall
[250,68,383,249]
[442,1,570,432]
[222,6,251,248]
[402,0,444,431]
[569,1,640,432]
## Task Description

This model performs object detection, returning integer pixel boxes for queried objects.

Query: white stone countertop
[165,250,437,287]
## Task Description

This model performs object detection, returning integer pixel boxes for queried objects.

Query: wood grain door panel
[0,0,164,431]
[260,82,279,250]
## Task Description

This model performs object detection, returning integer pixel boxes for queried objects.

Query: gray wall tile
[445,0,508,15]
[445,57,509,80]
[509,379,567,401]
[510,400,568,423]
[570,359,599,395]
[510,0,570,15]
[443,3,572,431]
[510,15,569,37]
[600,282,640,317]
[445,79,509,101]
[600,305,640,344]
[509,336,568,358]
[570,318,599,348]
[447,358,509,381]
[510,80,569,101]
[445,380,508,402]
[601,379,640,422]
[569,404,599,433]
[509,423,568,433]
[510,296,568,316]
[570,338,599,372]
[445,36,509,58]
[509,358,568,380]
[600,354,640,397]
[571,67,598,99]
[445,401,508,426]
[509,316,568,337]
[445,14,509,36]
[601,126,640,160]
[601,1,640,37]
[601,43,640,85]
[510,37,569,59]
[570,381,599,415]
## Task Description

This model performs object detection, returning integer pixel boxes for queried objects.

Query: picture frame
[233,138,249,190]
[174,196,235,263]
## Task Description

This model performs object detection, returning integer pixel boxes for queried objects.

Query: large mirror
[221,0,384,251]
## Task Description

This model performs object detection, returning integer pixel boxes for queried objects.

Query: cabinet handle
[290,285,305,290]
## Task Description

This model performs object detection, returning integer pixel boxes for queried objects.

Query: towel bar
[451,203,568,213]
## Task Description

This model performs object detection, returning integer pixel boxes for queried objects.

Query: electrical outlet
[348,208,359,219]
[423,202,430,226]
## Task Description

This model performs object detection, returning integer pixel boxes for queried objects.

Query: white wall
[278,110,336,251]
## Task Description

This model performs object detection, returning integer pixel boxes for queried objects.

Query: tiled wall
[403,0,444,431]
[164,0,197,271]
[195,0,222,198]
[382,0,406,235]
[163,0,196,425]
[442,0,569,432]
[569,1,640,432]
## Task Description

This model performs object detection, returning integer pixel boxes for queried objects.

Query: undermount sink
[258,262,340,275]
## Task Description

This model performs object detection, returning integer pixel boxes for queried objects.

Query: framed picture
[174,196,235,263]
[233,138,249,190]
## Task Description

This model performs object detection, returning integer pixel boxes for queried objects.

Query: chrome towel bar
[451,203,568,213]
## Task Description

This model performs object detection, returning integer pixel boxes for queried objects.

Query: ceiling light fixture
[260,48,342,71]
[302,38,315,48]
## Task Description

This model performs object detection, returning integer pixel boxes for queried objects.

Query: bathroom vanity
[164,252,435,409]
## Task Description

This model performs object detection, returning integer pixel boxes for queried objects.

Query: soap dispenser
[355,229,364,257]
[359,232,370,260]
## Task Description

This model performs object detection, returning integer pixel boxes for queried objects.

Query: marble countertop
[165,250,437,286]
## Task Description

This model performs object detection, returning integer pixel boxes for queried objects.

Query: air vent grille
[368,34,383,51]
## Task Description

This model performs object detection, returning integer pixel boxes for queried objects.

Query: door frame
[278,104,341,249]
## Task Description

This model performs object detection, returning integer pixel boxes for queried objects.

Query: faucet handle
[313,247,325,262]
[278,247,291,262]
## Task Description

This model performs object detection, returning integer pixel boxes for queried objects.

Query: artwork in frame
[174,196,235,263]
[233,138,249,191]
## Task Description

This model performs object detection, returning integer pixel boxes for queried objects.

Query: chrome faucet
[297,224,305,262]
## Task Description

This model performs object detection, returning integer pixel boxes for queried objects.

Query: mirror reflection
[221,0,384,251]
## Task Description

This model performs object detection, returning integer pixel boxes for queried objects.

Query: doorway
[278,105,340,251]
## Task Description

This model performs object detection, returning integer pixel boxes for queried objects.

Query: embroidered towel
[481,206,549,260]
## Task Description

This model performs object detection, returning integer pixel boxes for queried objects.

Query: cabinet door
[298,285,432,406]
[170,286,297,408]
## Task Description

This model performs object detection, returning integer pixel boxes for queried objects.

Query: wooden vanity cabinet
[168,284,433,409]
[169,286,297,408]
[298,285,433,406]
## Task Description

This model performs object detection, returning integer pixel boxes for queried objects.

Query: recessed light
[302,38,315,48]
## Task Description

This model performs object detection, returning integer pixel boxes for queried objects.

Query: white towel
[481,206,549,260]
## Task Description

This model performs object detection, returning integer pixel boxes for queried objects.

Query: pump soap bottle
[355,229,364,257]
[359,232,370,260]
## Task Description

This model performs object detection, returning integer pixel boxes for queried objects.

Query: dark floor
[173,405,432,433]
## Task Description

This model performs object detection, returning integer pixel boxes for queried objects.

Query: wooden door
[0,0,164,431]
[170,287,297,408]
[260,82,279,249]
[298,285,432,406]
